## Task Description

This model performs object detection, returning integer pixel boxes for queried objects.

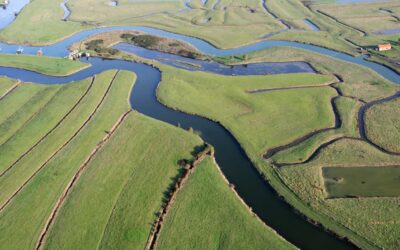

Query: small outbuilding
[377,44,392,51]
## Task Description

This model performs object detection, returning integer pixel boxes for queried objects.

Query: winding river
[0,3,399,250]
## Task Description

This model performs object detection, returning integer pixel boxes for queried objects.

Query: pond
[323,166,400,198]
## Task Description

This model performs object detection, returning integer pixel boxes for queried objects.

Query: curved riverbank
[0,25,397,84]
[0,57,357,249]
[0,22,398,249]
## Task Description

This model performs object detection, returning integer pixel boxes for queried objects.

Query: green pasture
[272,96,361,164]
[0,77,17,96]
[0,70,134,249]
[315,1,400,33]
[0,0,285,48]
[365,97,400,153]
[155,46,400,249]
[157,66,336,156]
[278,138,400,248]
[238,46,400,101]
[44,112,204,250]
[157,156,294,250]
[0,54,89,76]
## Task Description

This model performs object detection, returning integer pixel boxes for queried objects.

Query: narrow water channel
[0,58,356,249]
[0,7,399,248]
[0,0,30,29]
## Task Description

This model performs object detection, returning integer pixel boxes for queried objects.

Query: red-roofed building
[377,44,392,51]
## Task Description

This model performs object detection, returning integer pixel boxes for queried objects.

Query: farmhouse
[377,44,392,51]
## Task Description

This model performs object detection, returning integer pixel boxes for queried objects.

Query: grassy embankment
[365,97,400,153]
[156,45,400,248]
[157,156,295,250]
[0,54,90,76]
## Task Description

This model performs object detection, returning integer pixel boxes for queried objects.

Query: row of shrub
[121,33,160,48]
[85,39,119,56]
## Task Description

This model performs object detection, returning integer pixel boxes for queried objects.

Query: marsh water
[323,166,400,198]
[304,19,320,31]
[0,3,399,249]
[0,0,29,29]
[113,43,316,75]
[60,0,71,20]
[0,57,356,250]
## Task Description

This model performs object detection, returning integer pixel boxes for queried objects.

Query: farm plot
[157,66,337,157]
[156,46,400,248]
[314,1,400,33]
[271,96,361,164]
[0,77,18,97]
[0,79,91,174]
[157,156,294,250]
[68,0,183,23]
[0,70,135,249]
[278,139,400,248]
[365,97,400,153]
[42,112,205,249]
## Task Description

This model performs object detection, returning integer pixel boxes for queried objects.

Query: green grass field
[154,46,400,248]
[0,63,293,249]
[0,0,398,71]
[43,111,204,249]
[0,1,399,248]
[0,77,18,96]
[235,46,400,101]
[0,0,285,48]
[278,138,400,248]
[157,156,294,250]
[0,70,135,249]
[158,67,336,156]
[0,54,90,76]
[272,96,361,164]
[365,97,400,153]
[314,1,400,33]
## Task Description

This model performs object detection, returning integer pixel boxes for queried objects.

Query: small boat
[16,46,23,54]
[37,48,43,56]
